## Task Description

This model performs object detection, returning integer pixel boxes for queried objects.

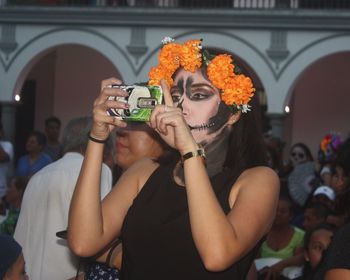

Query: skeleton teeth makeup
[189,122,216,131]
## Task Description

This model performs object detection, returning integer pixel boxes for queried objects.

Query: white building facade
[1,3,350,156]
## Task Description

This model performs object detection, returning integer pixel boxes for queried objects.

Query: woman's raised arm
[68,78,136,256]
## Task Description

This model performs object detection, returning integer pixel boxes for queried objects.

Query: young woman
[84,122,168,280]
[301,223,335,280]
[68,38,279,279]
[257,195,305,279]
[15,131,52,177]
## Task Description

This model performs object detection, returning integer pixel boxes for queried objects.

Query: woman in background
[85,121,169,279]
[15,131,52,177]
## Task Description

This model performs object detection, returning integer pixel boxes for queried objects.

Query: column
[1,102,16,143]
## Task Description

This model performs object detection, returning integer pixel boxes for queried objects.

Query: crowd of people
[251,132,350,280]
[0,37,349,280]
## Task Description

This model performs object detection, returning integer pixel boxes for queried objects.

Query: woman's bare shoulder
[229,166,279,206]
[238,166,279,187]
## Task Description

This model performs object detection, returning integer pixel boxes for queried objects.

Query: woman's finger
[100,77,123,91]
[155,109,183,135]
[94,109,127,128]
[160,79,174,107]
[94,83,128,108]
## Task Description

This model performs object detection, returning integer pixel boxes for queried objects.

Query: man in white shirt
[14,117,113,280]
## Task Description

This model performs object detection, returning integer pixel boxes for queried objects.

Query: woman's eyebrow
[170,86,180,92]
[171,79,184,95]
[191,83,217,92]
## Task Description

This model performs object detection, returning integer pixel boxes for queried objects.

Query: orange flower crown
[148,37,255,113]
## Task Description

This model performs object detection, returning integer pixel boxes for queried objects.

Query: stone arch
[3,27,134,102]
[280,33,350,108]
[280,35,350,156]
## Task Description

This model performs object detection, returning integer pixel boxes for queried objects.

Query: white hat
[313,186,336,201]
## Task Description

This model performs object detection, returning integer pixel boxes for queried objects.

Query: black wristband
[181,144,206,164]
[88,132,108,144]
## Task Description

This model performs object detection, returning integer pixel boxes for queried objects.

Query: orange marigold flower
[180,40,202,72]
[207,54,235,89]
[159,43,181,73]
[148,37,255,112]
[148,66,173,87]
[221,75,255,106]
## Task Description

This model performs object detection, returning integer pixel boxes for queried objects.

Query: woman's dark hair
[304,222,337,250]
[266,142,283,172]
[335,137,350,177]
[331,139,350,221]
[45,116,61,127]
[29,131,47,147]
[224,93,268,171]
[290,142,314,161]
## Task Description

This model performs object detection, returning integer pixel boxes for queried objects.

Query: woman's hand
[149,80,198,155]
[90,78,128,140]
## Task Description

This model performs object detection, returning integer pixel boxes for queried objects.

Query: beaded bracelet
[88,132,108,144]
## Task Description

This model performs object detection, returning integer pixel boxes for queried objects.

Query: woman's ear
[227,112,241,125]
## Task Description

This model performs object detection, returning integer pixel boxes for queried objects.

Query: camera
[107,84,163,122]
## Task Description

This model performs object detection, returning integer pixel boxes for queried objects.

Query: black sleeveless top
[120,162,260,280]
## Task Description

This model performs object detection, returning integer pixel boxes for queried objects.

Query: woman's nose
[177,96,189,116]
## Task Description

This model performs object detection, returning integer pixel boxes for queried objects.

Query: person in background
[326,139,350,228]
[317,133,342,187]
[312,139,350,279]
[264,136,285,178]
[300,223,336,280]
[43,116,63,161]
[303,202,330,231]
[0,121,14,207]
[14,117,113,280]
[0,234,28,279]
[84,122,169,280]
[0,176,29,235]
[287,143,316,211]
[310,185,335,211]
[316,223,350,280]
[15,131,52,177]
[257,195,305,279]
[260,196,304,260]
[68,38,279,279]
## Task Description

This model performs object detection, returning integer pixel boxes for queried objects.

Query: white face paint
[171,68,229,144]
[290,146,308,166]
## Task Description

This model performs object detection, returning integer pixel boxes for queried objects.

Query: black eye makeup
[189,88,214,101]
[291,152,306,159]
[170,89,182,103]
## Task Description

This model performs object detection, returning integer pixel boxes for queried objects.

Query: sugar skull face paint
[290,146,308,166]
[170,68,231,143]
